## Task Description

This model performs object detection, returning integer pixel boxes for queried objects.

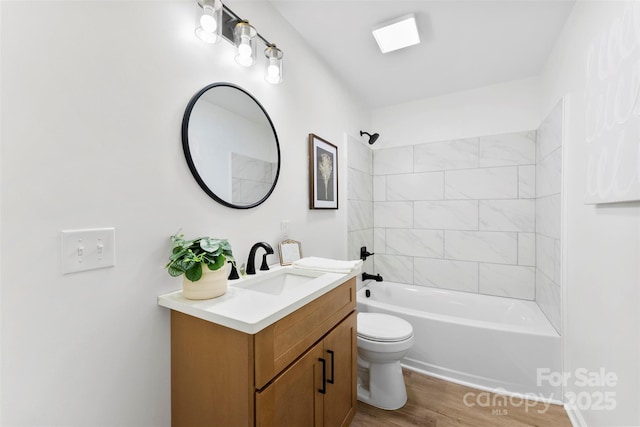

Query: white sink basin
[231,269,323,295]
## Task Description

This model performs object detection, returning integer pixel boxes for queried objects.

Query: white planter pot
[182,265,227,300]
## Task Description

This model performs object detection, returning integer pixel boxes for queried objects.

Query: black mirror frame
[181,82,281,209]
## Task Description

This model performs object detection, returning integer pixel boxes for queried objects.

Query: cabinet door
[322,312,357,427]
[256,343,324,427]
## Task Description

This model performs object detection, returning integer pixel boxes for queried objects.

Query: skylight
[372,14,420,54]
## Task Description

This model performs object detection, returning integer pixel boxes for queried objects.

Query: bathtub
[357,281,562,402]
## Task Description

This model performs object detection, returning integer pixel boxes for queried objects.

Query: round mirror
[181,82,281,209]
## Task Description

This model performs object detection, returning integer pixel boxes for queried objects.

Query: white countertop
[157,265,358,334]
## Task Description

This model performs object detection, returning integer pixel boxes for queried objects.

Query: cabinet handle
[327,350,335,385]
[318,358,327,394]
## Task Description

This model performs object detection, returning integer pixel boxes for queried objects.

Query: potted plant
[166,232,235,300]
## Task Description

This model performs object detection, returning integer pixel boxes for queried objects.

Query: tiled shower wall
[535,101,563,333]
[347,135,374,275]
[371,132,538,300]
[347,105,563,333]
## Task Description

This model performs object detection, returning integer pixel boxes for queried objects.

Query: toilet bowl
[357,312,415,410]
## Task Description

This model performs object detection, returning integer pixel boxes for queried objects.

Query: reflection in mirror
[182,82,280,209]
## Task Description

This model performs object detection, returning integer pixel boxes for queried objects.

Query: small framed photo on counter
[279,239,302,265]
[309,133,338,209]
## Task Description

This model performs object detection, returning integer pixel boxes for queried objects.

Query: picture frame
[279,239,302,265]
[309,133,338,209]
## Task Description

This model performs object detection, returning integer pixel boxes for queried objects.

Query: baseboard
[565,403,587,427]
[401,360,564,405]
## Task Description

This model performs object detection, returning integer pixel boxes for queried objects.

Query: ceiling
[269,0,576,109]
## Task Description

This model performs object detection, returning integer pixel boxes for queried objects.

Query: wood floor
[350,370,572,427]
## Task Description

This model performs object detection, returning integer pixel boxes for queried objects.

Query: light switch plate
[61,228,116,274]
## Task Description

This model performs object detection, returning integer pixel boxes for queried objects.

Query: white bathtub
[357,281,562,402]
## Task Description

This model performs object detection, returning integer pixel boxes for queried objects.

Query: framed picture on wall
[309,133,338,209]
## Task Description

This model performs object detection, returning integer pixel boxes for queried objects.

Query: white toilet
[357,312,415,410]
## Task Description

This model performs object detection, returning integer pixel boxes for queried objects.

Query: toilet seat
[358,313,413,342]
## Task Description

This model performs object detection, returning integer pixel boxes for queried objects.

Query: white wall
[0,1,368,425]
[372,76,544,148]
[540,1,640,425]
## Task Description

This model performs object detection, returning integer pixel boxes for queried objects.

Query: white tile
[347,137,373,174]
[348,168,372,201]
[348,229,374,262]
[387,229,444,258]
[414,258,479,293]
[373,228,386,253]
[536,271,561,333]
[232,179,271,205]
[348,200,373,231]
[445,230,518,264]
[518,165,536,199]
[518,232,536,266]
[479,263,535,300]
[373,176,386,201]
[445,167,518,200]
[537,100,563,162]
[536,148,562,198]
[536,194,561,239]
[374,254,413,283]
[231,153,272,182]
[386,172,444,201]
[414,138,478,172]
[414,200,478,230]
[374,202,413,228]
[536,234,556,283]
[479,131,536,167]
[374,146,413,175]
[479,199,535,232]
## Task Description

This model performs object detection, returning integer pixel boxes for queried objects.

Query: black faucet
[246,242,274,275]
[227,260,239,280]
[362,272,383,282]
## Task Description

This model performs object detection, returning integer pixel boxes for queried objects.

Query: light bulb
[194,1,220,44]
[266,73,280,84]
[238,37,252,58]
[267,64,280,78]
[264,44,283,84]
[200,6,217,33]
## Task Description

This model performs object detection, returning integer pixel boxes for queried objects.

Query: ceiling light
[372,14,420,54]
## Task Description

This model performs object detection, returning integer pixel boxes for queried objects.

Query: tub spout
[362,272,383,282]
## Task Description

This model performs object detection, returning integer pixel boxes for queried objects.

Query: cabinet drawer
[254,277,356,389]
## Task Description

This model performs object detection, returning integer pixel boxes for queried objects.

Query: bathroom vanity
[158,267,357,427]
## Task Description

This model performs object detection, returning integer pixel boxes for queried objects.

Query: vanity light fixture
[264,44,283,84]
[194,0,222,44]
[372,14,420,53]
[234,20,257,67]
[193,0,284,84]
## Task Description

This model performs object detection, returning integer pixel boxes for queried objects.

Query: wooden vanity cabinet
[256,312,356,427]
[170,277,357,427]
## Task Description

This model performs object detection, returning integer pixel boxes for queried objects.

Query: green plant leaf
[167,264,185,277]
[200,238,220,253]
[206,255,225,271]
[184,263,203,281]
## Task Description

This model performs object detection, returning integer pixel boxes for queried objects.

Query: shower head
[360,130,380,145]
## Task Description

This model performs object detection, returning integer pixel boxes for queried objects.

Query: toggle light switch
[61,228,116,274]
